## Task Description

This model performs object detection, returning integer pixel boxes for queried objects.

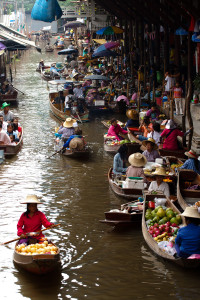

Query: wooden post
[155,24,160,70]
[182,80,187,147]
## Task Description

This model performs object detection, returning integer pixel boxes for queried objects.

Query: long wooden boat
[49,94,89,122]
[0,129,23,157]
[62,147,90,159]
[41,70,60,81]
[36,66,50,73]
[177,169,200,210]
[100,200,143,228]
[159,148,187,159]
[142,193,200,268]
[108,168,144,200]
[55,45,64,50]
[104,142,141,155]
[45,47,54,52]
[0,91,18,104]
[13,242,61,274]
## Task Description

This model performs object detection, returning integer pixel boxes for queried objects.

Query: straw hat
[151,166,167,176]
[142,138,158,150]
[165,119,176,129]
[128,153,147,167]
[181,207,200,219]
[63,117,76,128]
[1,102,10,109]
[20,195,42,204]
[40,59,44,62]
[69,137,84,150]
[126,109,138,120]
[72,72,79,78]
[185,149,198,159]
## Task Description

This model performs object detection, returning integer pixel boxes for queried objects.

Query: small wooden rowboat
[49,95,89,122]
[62,147,90,159]
[36,66,50,73]
[13,242,61,274]
[108,168,144,200]
[0,91,18,104]
[100,200,143,228]
[142,193,200,268]
[41,70,60,81]
[104,142,141,155]
[45,47,54,52]
[0,129,23,157]
[177,169,200,210]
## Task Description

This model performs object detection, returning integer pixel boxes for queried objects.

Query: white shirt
[165,76,175,92]
[147,131,161,145]
[73,87,83,98]
[148,181,170,197]
[65,96,70,109]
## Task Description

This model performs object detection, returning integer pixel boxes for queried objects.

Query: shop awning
[0,24,27,39]
[93,39,107,44]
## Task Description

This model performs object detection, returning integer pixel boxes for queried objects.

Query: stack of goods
[16,241,58,255]
[170,162,183,171]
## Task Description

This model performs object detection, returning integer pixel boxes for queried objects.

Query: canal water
[0,46,200,300]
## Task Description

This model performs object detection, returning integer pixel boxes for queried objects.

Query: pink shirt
[107,124,128,141]
[17,211,53,239]
[161,128,184,150]
[0,130,11,145]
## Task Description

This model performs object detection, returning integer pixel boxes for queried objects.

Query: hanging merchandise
[31,0,62,23]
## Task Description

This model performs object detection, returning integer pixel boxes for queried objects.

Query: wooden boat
[62,147,90,159]
[0,129,23,157]
[159,148,187,159]
[100,200,143,228]
[142,193,200,268]
[108,168,144,200]
[0,91,18,104]
[177,169,200,210]
[41,70,60,81]
[55,45,64,50]
[45,47,54,52]
[165,156,184,175]
[13,242,61,274]
[49,94,89,122]
[36,66,50,73]
[104,141,141,155]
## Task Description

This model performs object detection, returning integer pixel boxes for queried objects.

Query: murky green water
[0,45,200,300]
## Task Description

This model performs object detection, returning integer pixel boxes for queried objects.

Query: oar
[1,224,60,246]
[76,112,83,124]
[70,114,79,123]
[11,84,25,95]
[47,148,63,159]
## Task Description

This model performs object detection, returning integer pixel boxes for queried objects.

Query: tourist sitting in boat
[142,138,160,162]
[136,116,153,141]
[17,195,54,245]
[0,121,11,145]
[58,117,76,140]
[124,109,139,129]
[73,83,84,98]
[126,152,147,181]
[62,128,83,150]
[179,149,200,174]
[13,117,22,137]
[146,103,160,121]
[0,102,14,122]
[148,167,170,197]
[160,120,191,151]
[52,91,65,105]
[10,134,17,145]
[147,122,161,145]
[175,207,200,258]
[113,144,128,175]
[0,115,7,131]
[7,123,19,142]
[0,83,9,95]
[108,119,128,141]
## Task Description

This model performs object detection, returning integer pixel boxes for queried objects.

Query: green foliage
[193,73,200,90]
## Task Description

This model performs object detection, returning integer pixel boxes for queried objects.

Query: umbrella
[94,41,120,54]
[58,48,78,55]
[84,75,110,81]
[116,95,129,105]
[63,21,85,28]
[192,33,200,42]
[175,27,188,35]
[0,42,6,50]
[96,26,123,35]
[92,49,119,58]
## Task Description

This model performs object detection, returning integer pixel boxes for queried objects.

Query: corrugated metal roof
[0,24,27,39]
[0,30,39,49]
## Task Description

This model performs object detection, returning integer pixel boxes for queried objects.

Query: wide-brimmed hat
[142,138,158,150]
[20,195,42,204]
[128,152,147,167]
[1,102,10,109]
[185,149,198,159]
[165,119,176,129]
[72,72,79,78]
[69,137,84,150]
[40,59,44,62]
[151,166,167,176]
[126,109,138,120]
[63,117,76,128]
[181,207,200,219]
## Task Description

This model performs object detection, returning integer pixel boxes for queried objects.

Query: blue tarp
[31,0,62,23]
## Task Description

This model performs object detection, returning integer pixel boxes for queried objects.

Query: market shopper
[173,82,184,115]
[136,116,153,141]
[113,144,128,175]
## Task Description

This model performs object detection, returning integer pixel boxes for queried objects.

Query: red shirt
[161,128,184,150]
[17,126,22,133]
[17,210,53,239]
[173,87,183,99]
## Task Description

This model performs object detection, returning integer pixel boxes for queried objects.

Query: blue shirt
[179,158,200,175]
[175,223,200,256]
[113,153,127,175]
[63,135,82,148]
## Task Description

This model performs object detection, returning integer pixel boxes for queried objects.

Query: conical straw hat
[128,152,147,167]
[20,195,42,204]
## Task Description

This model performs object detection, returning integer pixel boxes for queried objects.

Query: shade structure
[84,75,110,81]
[0,42,6,50]
[58,48,78,55]
[92,49,119,58]
[175,27,188,36]
[94,41,120,54]
[96,26,123,35]
[63,21,85,28]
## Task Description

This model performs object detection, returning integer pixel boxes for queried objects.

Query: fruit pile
[16,241,58,255]
[105,139,120,146]
[170,163,183,171]
[145,204,182,242]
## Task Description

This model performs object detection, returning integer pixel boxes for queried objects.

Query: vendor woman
[148,167,170,197]
[142,138,160,162]
[113,144,128,175]
[108,118,128,141]
[175,207,200,258]
[17,195,54,244]
[179,149,200,175]
[126,152,147,181]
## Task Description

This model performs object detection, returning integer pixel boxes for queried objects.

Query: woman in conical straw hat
[57,117,77,141]
[148,167,170,197]
[126,152,148,183]
[175,206,200,258]
[17,195,54,245]
[179,149,200,174]
[142,138,160,162]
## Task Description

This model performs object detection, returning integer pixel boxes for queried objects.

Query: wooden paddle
[1,224,60,246]
[76,112,83,124]
[11,84,25,95]
[47,148,63,159]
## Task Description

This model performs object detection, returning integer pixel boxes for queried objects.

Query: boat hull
[0,129,23,157]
